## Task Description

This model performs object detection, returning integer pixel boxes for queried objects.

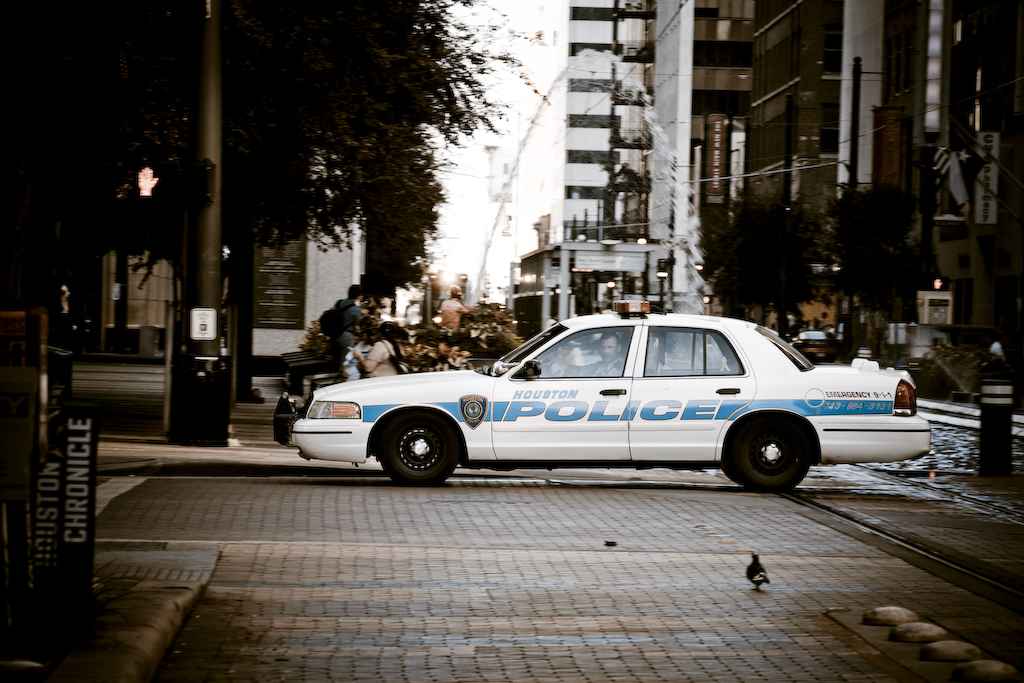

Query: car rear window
[756,326,814,371]
[644,327,745,377]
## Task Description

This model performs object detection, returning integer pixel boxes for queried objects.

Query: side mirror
[517,359,542,380]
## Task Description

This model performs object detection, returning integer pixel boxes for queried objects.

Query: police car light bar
[614,300,650,318]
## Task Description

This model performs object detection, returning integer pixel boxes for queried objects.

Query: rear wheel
[379,412,459,484]
[732,418,811,492]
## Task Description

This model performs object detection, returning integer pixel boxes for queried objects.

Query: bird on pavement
[746,552,770,590]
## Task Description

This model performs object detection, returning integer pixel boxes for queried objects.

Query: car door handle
[716,388,741,395]
[600,388,627,396]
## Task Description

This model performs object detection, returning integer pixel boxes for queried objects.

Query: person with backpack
[353,321,409,378]
[319,284,364,369]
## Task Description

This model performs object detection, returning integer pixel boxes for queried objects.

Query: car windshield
[756,326,814,371]
[798,330,828,340]
[478,323,568,376]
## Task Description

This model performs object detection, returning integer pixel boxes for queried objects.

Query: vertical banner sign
[254,240,307,329]
[706,114,726,204]
[975,132,1000,225]
[31,404,99,625]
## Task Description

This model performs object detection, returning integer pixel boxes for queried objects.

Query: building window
[953,19,963,45]
[570,7,615,21]
[569,78,615,93]
[565,185,607,200]
[972,67,983,131]
[693,41,753,68]
[820,103,839,154]
[695,7,719,18]
[570,43,612,56]
[567,150,614,164]
[692,90,751,116]
[568,114,619,129]
[823,26,842,73]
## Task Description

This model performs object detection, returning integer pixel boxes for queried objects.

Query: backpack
[318,302,355,339]
[383,340,411,375]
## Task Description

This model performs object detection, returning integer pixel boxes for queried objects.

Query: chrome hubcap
[761,442,782,464]
[398,428,442,471]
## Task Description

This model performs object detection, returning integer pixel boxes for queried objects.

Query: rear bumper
[292,419,371,463]
[816,415,931,464]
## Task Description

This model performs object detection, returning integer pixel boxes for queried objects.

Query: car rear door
[628,325,755,462]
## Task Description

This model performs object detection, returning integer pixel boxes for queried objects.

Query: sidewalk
[49,541,218,683]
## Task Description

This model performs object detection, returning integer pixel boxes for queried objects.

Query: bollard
[979,378,1013,476]
[857,346,871,359]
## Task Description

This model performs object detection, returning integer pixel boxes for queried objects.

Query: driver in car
[583,332,625,377]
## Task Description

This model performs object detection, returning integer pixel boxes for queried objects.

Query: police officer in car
[583,332,625,377]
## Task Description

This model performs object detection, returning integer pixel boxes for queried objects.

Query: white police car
[281,302,929,491]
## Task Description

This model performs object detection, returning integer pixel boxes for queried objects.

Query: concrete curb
[48,580,206,683]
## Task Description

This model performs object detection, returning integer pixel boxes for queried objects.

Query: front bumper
[291,419,371,463]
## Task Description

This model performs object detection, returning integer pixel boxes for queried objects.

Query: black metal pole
[779,93,794,334]
[195,0,222,358]
[849,57,862,187]
[920,132,939,292]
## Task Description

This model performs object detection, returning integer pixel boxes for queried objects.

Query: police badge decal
[459,395,487,429]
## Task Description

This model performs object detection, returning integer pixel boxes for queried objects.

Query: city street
[91,438,1024,682]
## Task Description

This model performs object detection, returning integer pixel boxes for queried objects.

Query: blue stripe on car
[357,398,895,424]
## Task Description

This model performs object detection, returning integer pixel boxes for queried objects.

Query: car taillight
[894,380,916,416]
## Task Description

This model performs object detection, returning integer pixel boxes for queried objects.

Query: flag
[947,150,969,208]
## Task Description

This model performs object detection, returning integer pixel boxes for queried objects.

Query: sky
[432,1,556,300]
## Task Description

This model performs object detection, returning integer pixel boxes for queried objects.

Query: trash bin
[169,354,232,446]
[979,377,1013,476]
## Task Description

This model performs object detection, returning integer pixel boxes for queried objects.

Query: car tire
[732,418,811,492]
[380,412,459,485]
[719,452,746,486]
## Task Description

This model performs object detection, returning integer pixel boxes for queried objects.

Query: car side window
[533,326,633,378]
[705,331,744,376]
[644,327,743,377]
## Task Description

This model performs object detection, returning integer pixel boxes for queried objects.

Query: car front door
[628,325,755,462]
[491,325,640,461]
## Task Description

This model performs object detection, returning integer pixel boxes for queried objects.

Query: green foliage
[404,304,522,372]
[297,303,522,373]
[700,195,823,318]
[827,186,918,310]
[17,1,507,289]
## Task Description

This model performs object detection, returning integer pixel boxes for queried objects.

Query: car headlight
[307,401,361,419]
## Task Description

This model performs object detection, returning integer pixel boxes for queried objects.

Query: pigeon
[746,552,770,590]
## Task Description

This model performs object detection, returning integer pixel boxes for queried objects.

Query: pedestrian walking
[319,284,364,370]
[438,285,468,330]
[354,321,409,378]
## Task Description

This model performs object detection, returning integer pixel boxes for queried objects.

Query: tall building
[658,0,754,312]
[507,0,755,331]
[933,0,1024,331]
[511,0,665,334]
[748,0,844,204]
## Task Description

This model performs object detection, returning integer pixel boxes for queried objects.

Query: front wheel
[379,413,459,484]
[731,418,811,492]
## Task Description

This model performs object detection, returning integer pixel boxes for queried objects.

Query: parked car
[277,303,928,491]
[791,329,841,363]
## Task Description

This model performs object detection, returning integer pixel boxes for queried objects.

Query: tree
[6,0,509,306]
[700,195,822,326]
[826,185,918,350]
